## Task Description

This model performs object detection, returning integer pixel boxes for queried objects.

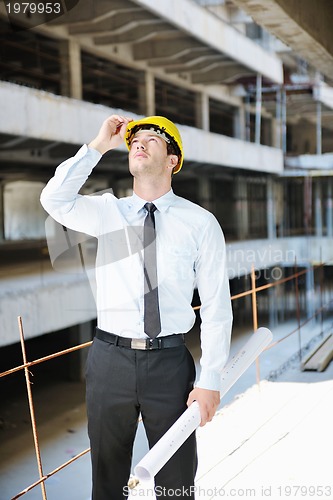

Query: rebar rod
[18,316,47,500]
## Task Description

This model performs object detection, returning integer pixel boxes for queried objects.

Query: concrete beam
[164,55,225,74]
[0,149,63,166]
[0,81,283,173]
[147,48,218,67]
[94,22,173,45]
[2,234,332,347]
[133,35,204,60]
[0,265,96,347]
[192,62,253,84]
[68,9,156,35]
[0,81,118,148]
[132,0,283,83]
[285,153,333,170]
[181,127,283,174]
[48,0,136,25]
[226,236,333,279]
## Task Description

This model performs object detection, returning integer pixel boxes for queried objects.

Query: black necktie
[143,202,161,338]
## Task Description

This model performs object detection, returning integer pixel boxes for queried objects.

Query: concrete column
[0,182,4,240]
[281,88,287,153]
[138,72,155,116]
[197,175,212,211]
[267,177,277,239]
[315,180,323,237]
[326,179,333,237]
[59,39,82,99]
[237,105,246,141]
[234,176,249,240]
[4,181,45,239]
[68,321,94,382]
[245,93,251,142]
[275,87,282,149]
[316,101,322,155]
[195,93,209,131]
[255,73,262,144]
[305,265,315,321]
[268,283,278,327]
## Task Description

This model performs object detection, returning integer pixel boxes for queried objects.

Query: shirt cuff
[84,144,103,161]
[195,369,221,392]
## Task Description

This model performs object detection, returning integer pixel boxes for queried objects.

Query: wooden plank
[301,334,333,372]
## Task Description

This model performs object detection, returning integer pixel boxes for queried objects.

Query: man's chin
[130,164,154,176]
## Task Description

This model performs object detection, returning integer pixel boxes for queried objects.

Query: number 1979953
[6,2,62,15]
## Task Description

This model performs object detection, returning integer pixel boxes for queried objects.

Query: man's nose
[136,141,145,149]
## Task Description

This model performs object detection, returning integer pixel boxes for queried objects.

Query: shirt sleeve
[40,145,103,237]
[194,213,233,392]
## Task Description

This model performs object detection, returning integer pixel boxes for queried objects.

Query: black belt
[95,327,185,351]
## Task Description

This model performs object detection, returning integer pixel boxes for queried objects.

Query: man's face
[128,130,170,177]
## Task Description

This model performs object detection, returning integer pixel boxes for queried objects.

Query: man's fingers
[187,388,220,427]
[89,115,132,154]
[104,115,131,133]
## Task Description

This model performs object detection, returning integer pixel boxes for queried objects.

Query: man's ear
[168,154,179,170]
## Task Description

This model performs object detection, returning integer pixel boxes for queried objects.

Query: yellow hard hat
[125,116,184,174]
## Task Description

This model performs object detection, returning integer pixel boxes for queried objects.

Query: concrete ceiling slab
[231,0,333,83]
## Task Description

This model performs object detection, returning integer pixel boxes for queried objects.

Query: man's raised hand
[89,115,132,155]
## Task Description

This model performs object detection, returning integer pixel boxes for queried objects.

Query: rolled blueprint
[134,400,201,482]
[132,327,273,484]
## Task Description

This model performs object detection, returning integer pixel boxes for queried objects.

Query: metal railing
[1,262,332,499]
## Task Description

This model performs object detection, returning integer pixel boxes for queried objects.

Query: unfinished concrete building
[1,0,333,387]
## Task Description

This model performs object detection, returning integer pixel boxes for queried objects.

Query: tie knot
[144,202,157,214]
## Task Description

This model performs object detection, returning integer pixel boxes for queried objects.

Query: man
[40,114,233,499]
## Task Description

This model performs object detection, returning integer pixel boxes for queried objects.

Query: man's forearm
[40,144,104,237]
[88,138,109,155]
[40,145,101,215]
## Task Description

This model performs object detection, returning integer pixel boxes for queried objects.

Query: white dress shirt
[40,144,233,391]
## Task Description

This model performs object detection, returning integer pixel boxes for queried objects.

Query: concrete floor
[0,318,332,500]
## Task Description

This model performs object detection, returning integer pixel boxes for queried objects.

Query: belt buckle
[131,338,148,350]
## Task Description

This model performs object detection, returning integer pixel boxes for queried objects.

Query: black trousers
[85,335,197,499]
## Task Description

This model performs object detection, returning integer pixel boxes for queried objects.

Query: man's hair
[166,142,180,173]
[166,141,178,157]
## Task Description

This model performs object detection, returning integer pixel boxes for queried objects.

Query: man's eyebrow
[132,133,161,141]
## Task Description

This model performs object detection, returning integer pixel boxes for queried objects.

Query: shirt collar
[131,189,176,213]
